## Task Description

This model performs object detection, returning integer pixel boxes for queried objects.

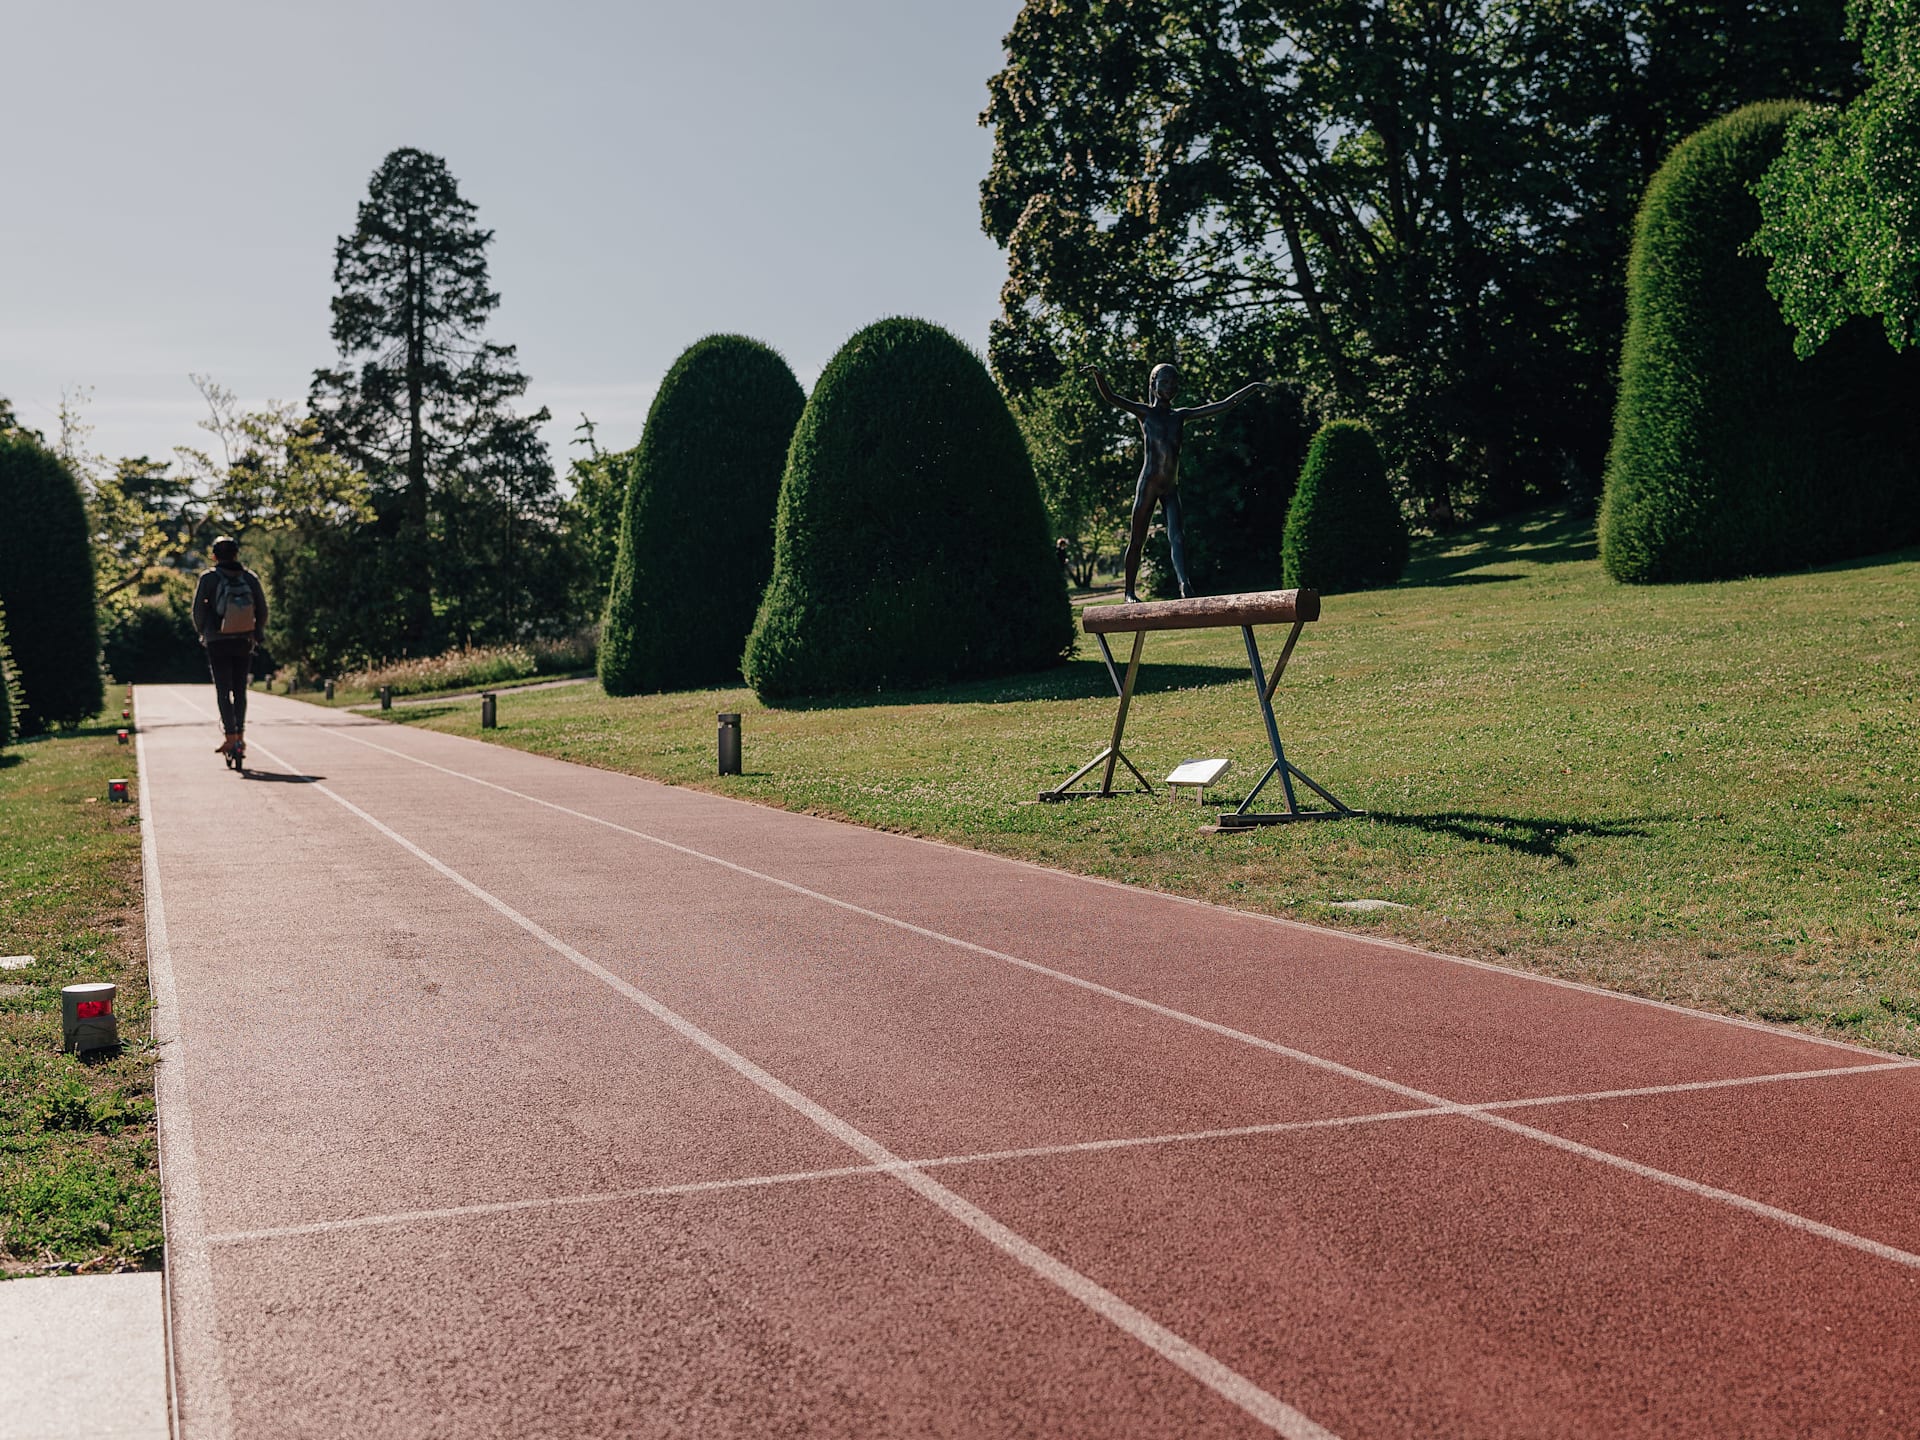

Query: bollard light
[121,708,130,721]
[107,779,130,802]
[717,712,742,776]
[480,692,497,729]
[62,982,119,1055]
[117,729,129,745]
[325,679,335,700]
[379,685,392,711]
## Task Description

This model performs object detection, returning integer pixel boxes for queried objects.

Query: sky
[1,0,1025,476]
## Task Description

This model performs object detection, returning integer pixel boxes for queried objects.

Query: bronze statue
[1084,363,1272,602]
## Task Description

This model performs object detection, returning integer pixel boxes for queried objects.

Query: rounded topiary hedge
[0,432,103,731]
[1600,102,1920,583]
[599,335,805,695]
[744,317,1072,700]
[1280,420,1407,593]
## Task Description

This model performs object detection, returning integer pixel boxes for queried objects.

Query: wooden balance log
[1042,587,1357,828]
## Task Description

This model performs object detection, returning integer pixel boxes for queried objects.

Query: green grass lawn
[355,506,1920,1055]
[0,718,159,1276]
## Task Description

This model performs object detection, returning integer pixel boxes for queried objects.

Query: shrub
[1281,420,1408,593]
[102,579,204,684]
[1600,102,1920,583]
[600,335,804,694]
[0,433,103,731]
[0,600,19,752]
[743,318,1072,700]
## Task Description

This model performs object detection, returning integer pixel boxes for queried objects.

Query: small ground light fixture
[107,779,130,802]
[717,713,742,776]
[121,707,130,720]
[380,686,392,711]
[117,729,129,744]
[62,982,118,1054]
[325,679,335,700]
[480,692,497,729]
[1165,757,1233,805]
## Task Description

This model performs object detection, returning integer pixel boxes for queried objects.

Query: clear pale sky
[2,0,1024,473]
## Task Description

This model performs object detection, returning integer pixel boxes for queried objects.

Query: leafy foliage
[100,575,204,685]
[310,148,561,656]
[1756,0,1920,356]
[0,433,104,732]
[562,415,629,613]
[744,318,1072,700]
[981,1,1861,518]
[1601,103,1920,583]
[600,336,803,695]
[1282,421,1408,593]
[0,599,19,752]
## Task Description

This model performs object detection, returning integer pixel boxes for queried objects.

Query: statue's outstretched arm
[1178,381,1272,420]
[1082,365,1149,418]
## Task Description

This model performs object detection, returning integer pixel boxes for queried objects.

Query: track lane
[141,686,1920,1438]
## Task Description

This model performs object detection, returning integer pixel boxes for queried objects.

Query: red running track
[133,685,1920,1438]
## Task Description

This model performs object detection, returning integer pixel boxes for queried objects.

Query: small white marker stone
[0,956,33,971]
[1328,899,1408,912]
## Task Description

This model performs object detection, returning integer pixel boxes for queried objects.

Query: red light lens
[76,1000,111,1019]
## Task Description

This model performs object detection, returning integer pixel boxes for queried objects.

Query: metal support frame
[1216,622,1357,828]
[1038,631,1154,801]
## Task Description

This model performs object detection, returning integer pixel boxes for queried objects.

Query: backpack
[213,568,256,636]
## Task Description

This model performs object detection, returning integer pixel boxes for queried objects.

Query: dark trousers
[207,644,251,734]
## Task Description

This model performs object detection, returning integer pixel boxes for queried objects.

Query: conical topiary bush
[1600,102,1920,583]
[744,317,1072,701]
[1281,420,1407,594]
[599,335,805,694]
[0,431,104,732]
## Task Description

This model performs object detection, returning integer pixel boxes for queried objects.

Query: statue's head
[1148,363,1179,403]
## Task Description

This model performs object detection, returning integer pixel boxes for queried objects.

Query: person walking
[192,536,267,760]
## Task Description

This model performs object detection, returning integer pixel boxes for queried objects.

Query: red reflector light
[76,1000,111,1019]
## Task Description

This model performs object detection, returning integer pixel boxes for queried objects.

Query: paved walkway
[135,684,1920,1438]
[0,1272,169,1440]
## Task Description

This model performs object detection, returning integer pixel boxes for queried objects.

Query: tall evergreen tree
[311,148,555,654]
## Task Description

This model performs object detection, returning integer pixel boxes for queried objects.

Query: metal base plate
[1207,809,1362,831]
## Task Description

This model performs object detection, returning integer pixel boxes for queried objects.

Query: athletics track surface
[134,685,1920,1438]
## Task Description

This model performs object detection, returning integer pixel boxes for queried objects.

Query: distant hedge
[1600,103,1920,583]
[599,335,804,695]
[1280,420,1407,593]
[0,432,103,731]
[744,317,1071,700]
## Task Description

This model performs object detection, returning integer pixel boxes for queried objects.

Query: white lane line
[136,714,237,1440]
[288,686,1903,1062]
[201,1060,1916,1248]
[231,731,1339,1440]
[268,714,1920,1274]
[207,1106,1454,1246]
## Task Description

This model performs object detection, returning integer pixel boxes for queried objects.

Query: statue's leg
[1121,476,1155,603]
[1163,487,1192,598]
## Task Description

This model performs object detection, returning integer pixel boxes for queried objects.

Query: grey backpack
[213,569,256,635]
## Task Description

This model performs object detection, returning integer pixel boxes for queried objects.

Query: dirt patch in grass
[0,720,158,1277]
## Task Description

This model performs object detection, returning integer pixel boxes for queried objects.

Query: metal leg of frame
[1216,624,1357,827]
[1040,631,1153,801]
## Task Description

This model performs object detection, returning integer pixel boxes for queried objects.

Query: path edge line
[137,714,234,1440]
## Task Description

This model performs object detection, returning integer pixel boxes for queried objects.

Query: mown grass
[0,716,159,1276]
[359,506,1920,1054]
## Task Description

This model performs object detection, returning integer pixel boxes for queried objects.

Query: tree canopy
[1755,0,1920,357]
[311,147,562,656]
[981,0,1860,521]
